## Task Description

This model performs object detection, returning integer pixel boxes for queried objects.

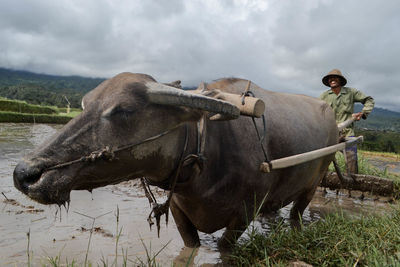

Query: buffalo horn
[145,82,240,120]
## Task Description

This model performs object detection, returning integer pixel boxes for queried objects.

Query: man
[319,69,374,174]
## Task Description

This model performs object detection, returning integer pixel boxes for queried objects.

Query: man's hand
[352,112,363,121]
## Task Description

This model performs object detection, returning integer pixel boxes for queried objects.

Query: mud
[0,123,396,266]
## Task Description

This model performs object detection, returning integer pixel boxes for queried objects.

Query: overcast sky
[0,0,399,111]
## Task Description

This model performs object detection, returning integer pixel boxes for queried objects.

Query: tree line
[355,128,400,153]
[1,84,85,108]
[0,67,104,108]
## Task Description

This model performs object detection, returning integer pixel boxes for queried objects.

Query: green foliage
[0,67,104,92]
[61,111,82,118]
[0,67,104,108]
[0,97,80,123]
[230,205,400,266]
[0,98,59,114]
[58,107,82,113]
[0,84,86,108]
[356,129,400,153]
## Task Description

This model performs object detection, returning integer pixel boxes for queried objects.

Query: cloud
[0,0,399,111]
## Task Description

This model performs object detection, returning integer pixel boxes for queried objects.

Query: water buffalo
[13,72,337,248]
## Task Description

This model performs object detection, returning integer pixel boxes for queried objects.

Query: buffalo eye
[101,104,135,119]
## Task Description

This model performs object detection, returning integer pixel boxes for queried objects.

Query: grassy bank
[0,97,80,124]
[230,151,400,266]
[0,111,76,124]
[0,97,59,114]
[230,204,400,266]
[360,150,400,161]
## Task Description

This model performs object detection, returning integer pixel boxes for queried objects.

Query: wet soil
[0,123,397,266]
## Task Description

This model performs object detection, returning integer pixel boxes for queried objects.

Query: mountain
[0,67,105,92]
[0,67,105,108]
[355,104,400,132]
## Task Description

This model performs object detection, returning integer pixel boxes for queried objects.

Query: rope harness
[140,115,207,236]
[241,80,270,164]
[44,125,183,172]
[140,124,190,237]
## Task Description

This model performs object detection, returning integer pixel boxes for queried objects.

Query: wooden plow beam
[337,117,355,132]
[321,172,394,197]
[260,136,364,173]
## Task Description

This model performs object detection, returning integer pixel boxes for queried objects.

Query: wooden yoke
[217,92,265,118]
[193,82,265,118]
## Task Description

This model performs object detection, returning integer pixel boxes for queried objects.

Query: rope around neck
[140,124,189,237]
[44,124,183,172]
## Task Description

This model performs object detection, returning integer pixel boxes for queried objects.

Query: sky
[0,0,399,111]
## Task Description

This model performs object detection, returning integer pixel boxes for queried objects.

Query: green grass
[58,107,82,113]
[0,111,74,124]
[230,150,400,266]
[230,204,400,266]
[360,150,400,161]
[0,97,81,123]
[25,197,400,267]
[0,98,59,114]
[59,111,81,118]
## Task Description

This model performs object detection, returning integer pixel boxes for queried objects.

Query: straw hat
[322,69,347,87]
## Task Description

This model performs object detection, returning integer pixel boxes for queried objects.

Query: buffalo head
[13,72,239,205]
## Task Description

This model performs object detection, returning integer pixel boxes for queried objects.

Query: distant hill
[0,67,105,92]
[355,104,400,132]
[0,67,105,108]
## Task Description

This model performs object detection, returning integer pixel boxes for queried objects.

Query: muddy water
[366,157,400,174]
[0,123,394,266]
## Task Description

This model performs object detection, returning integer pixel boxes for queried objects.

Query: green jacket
[319,87,374,136]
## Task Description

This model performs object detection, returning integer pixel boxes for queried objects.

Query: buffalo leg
[170,199,200,248]
[289,187,317,229]
[218,219,246,249]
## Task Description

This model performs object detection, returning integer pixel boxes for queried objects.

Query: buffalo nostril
[13,160,44,192]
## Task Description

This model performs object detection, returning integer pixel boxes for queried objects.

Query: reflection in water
[0,123,395,266]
